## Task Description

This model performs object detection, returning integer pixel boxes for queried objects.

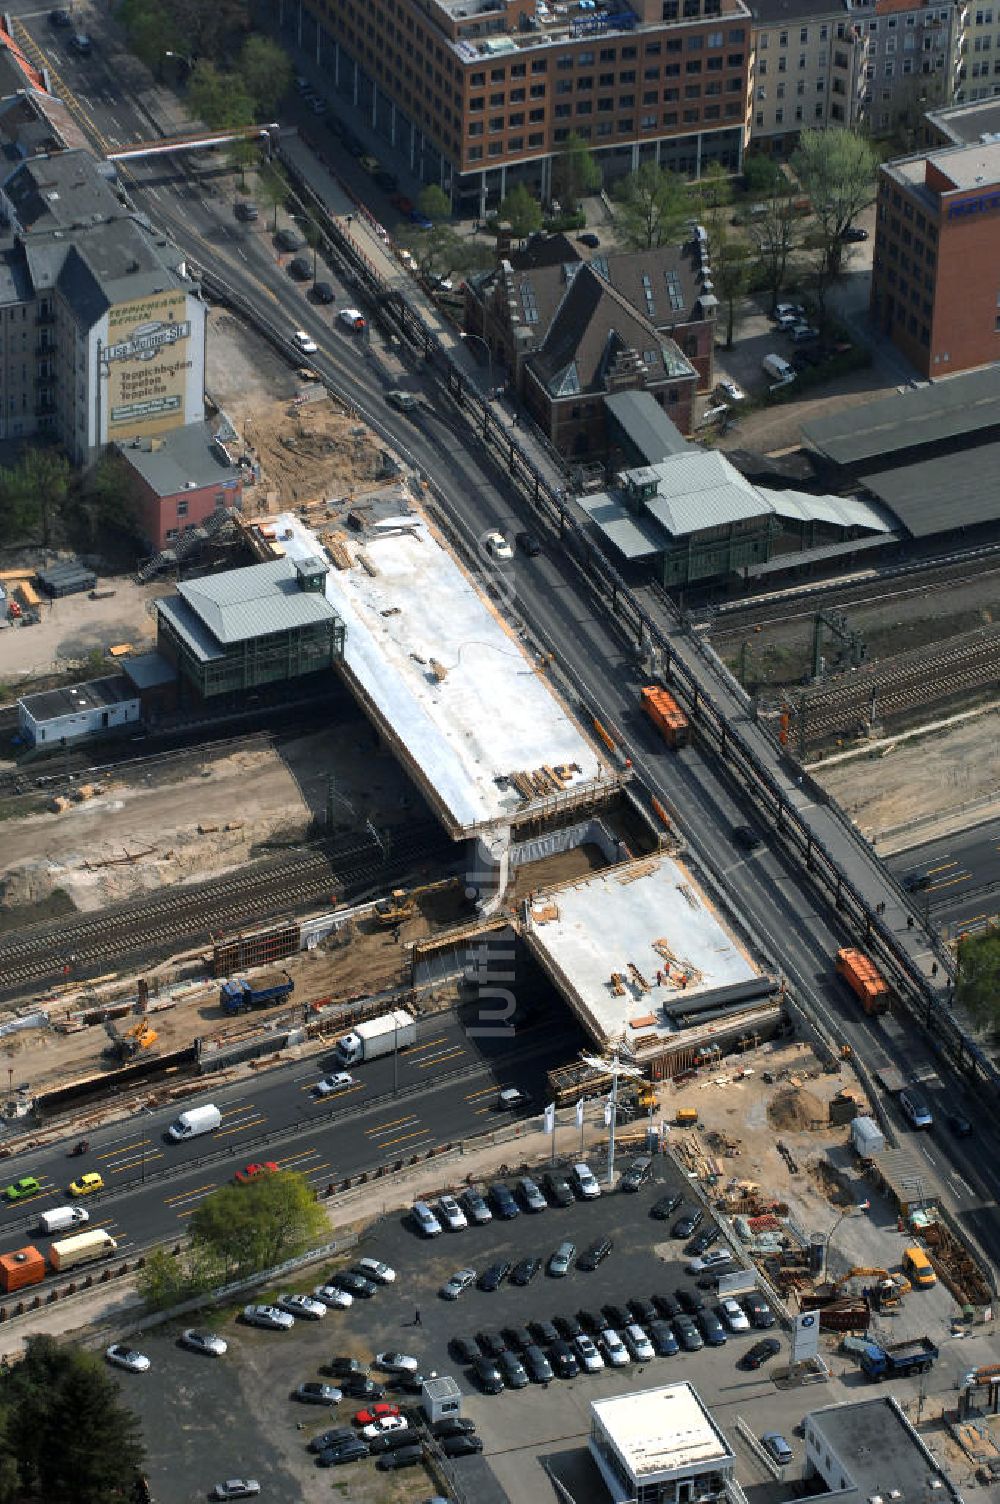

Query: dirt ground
[206,310,387,509]
[0,575,170,690]
[812,706,1000,846]
[0,722,415,914]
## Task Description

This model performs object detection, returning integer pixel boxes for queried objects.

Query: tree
[117,0,181,76]
[499,182,542,239]
[552,132,601,211]
[137,1246,218,1311]
[956,930,1000,1032]
[748,185,799,312]
[613,162,691,250]
[697,160,733,216]
[792,128,877,313]
[189,1170,328,1279]
[257,162,287,231]
[395,222,463,279]
[0,447,71,546]
[73,453,142,545]
[706,217,751,349]
[187,59,254,129]
[417,185,451,223]
[239,35,293,116]
[744,154,783,197]
[0,1335,145,1504]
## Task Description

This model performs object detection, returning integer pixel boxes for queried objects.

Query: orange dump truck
[836,947,890,1015]
[641,686,690,749]
[0,1245,45,1293]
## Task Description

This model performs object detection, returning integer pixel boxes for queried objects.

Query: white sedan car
[180,1329,228,1357]
[212,1484,260,1501]
[439,1267,477,1301]
[375,1350,420,1374]
[438,1193,468,1231]
[623,1323,655,1362]
[293,329,318,354]
[362,1414,408,1440]
[716,378,746,403]
[719,1297,751,1332]
[277,1294,326,1321]
[105,1343,150,1373]
[599,1329,631,1368]
[242,1304,294,1330]
[355,1257,396,1285]
[314,1283,353,1309]
[687,1249,733,1275]
[314,1072,354,1097]
[338,306,366,331]
[485,530,513,561]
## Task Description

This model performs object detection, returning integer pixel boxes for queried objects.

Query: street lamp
[459,331,494,395]
[582,1049,642,1187]
[821,1198,871,1282]
[164,49,195,71]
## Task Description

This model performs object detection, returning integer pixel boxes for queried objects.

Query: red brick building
[870,139,1000,378]
[116,420,244,552]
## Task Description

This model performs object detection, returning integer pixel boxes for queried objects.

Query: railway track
[0,818,454,996]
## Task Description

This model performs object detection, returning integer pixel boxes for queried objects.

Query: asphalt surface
[7,5,1000,1284]
[888,820,1000,936]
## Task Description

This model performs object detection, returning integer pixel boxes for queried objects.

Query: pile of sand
[767,1085,827,1131]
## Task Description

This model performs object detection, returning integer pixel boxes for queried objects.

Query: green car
[5,1176,40,1202]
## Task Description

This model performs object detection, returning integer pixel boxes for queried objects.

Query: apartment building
[870,136,1000,375]
[297,0,753,213]
[748,0,865,152]
[954,1,1000,99]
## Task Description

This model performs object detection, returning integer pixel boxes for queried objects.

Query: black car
[370,1429,419,1455]
[523,1344,554,1384]
[309,1427,355,1454]
[476,1330,507,1359]
[553,1314,583,1341]
[578,1237,613,1271]
[479,1261,512,1293]
[628,1297,657,1325]
[549,1339,580,1378]
[742,1292,776,1330]
[326,1356,366,1378]
[601,1302,628,1331]
[288,256,311,280]
[317,1439,369,1466]
[698,1309,727,1346]
[516,530,541,557]
[653,1292,681,1320]
[651,1192,683,1221]
[340,1376,385,1400]
[234,200,259,222]
[741,1337,781,1370]
[672,1208,703,1239]
[473,1356,504,1394]
[433,1417,477,1439]
[620,1155,653,1192]
[673,1314,704,1351]
[498,1351,529,1389]
[732,824,762,852]
[650,1319,680,1356]
[275,228,304,252]
[450,1336,480,1366]
[946,1112,973,1137]
[529,1319,559,1346]
[576,1308,603,1334]
[687,1227,717,1257]
[677,1287,705,1314]
[441,1434,484,1458]
[376,1444,423,1470]
[502,1325,532,1351]
[511,1257,541,1287]
[489,1183,519,1220]
[841,224,868,241]
[542,1173,575,1208]
[374,168,399,191]
[391,1371,426,1395]
[333,1272,376,1298]
[312,281,336,303]
[578,231,601,248]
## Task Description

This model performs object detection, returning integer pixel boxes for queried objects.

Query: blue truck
[220,970,294,1015]
[859,1335,938,1381]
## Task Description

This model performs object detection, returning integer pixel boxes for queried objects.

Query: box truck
[641,685,690,749]
[836,948,889,1015]
[167,1103,223,1142]
[38,1206,90,1236]
[219,970,294,1016]
[335,1010,416,1067]
[48,1228,118,1272]
[0,1245,46,1293]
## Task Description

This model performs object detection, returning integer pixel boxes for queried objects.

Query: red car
[234,1161,279,1184]
[354,1403,399,1427]
[390,193,414,215]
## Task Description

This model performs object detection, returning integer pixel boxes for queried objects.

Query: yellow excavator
[832,1266,911,1308]
[102,1019,158,1064]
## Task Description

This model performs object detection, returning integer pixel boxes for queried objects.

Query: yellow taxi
[68,1172,104,1198]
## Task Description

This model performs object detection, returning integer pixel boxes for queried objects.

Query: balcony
[35,308,54,326]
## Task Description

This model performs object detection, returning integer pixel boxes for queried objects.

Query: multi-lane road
[889,820,1000,937]
[7,7,1000,1274]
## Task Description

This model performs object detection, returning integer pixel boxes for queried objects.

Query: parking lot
[115,1152,860,1504]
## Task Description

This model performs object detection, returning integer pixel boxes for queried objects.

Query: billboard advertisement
[791,1310,819,1363]
[103,290,194,437]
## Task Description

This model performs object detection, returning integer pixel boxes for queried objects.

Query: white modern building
[17,676,140,746]
[590,1382,735,1504]
[804,1397,963,1504]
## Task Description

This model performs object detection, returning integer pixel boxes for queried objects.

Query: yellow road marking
[100,1140,149,1159]
[465,1085,497,1101]
[405,1035,446,1056]
[111,1153,164,1173]
[379,1129,429,1149]
[164,1182,216,1206]
[417,1047,464,1069]
[366,1115,415,1136]
[217,1116,267,1137]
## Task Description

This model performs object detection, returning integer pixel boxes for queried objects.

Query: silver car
[623,1323,655,1362]
[277,1294,327,1320]
[439,1267,477,1300]
[438,1194,468,1231]
[242,1304,294,1330]
[573,1334,605,1373]
[314,1283,353,1309]
[518,1176,547,1213]
[180,1329,227,1357]
[355,1257,396,1285]
[413,1200,443,1236]
[460,1187,492,1225]
[548,1240,576,1278]
[212,1484,260,1501]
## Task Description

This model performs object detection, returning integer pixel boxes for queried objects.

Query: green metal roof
[175,558,340,647]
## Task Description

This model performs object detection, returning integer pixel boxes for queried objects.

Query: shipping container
[48,1228,117,1271]
[835,948,889,1015]
[641,685,690,749]
[0,1245,45,1292]
[851,1116,885,1159]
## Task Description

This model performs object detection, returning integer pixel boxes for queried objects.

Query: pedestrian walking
[414,1308,422,1327]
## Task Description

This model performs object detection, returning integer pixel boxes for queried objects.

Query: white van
[38,1206,89,1236]
[762,353,795,383]
[167,1103,223,1142]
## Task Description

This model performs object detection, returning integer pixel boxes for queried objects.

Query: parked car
[326,1356,366,1378]
[478,1260,512,1292]
[530,1319,559,1346]
[572,1162,601,1199]
[288,255,311,280]
[649,1319,680,1356]
[473,1356,504,1394]
[314,1072,354,1096]
[212,1483,260,1500]
[355,1402,401,1427]
[331,1272,376,1299]
[476,1331,507,1359]
[698,1309,728,1346]
[601,1302,628,1332]
[461,1187,492,1224]
[774,302,805,324]
[340,1375,384,1400]
[502,1324,532,1352]
[788,322,820,344]
[449,1336,481,1365]
[573,1334,605,1373]
[370,1429,420,1456]
[511,1256,541,1287]
[179,1329,228,1356]
[441,1434,484,1457]
[716,378,746,403]
[578,231,601,248]
[375,1351,419,1374]
[741,1337,781,1370]
[651,1192,683,1221]
[386,389,419,412]
[687,1228,717,1258]
[761,1432,794,1466]
[623,1324,655,1362]
[518,1176,547,1212]
[48,8,72,26]
[412,1201,443,1237]
[276,228,304,252]
[548,1240,576,1277]
[489,1183,519,1219]
[315,1439,368,1466]
[553,1313,583,1341]
[628,1297,657,1325]
[523,1344,554,1384]
[314,1283,353,1308]
[578,1236,613,1271]
[308,1426,355,1453]
[600,1329,630,1367]
[619,1156,653,1192]
[242,1305,293,1330]
[672,1207,703,1239]
[440,1267,477,1300]
[433,1417,477,1438]
[499,1351,529,1389]
[946,1112,974,1138]
[312,280,336,303]
[719,1297,751,1333]
[653,1292,681,1319]
[542,1172,575,1208]
[438,1193,468,1231]
[105,1344,150,1373]
[277,1294,326,1320]
[673,1313,704,1351]
[549,1339,580,1378]
[841,225,868,241]
[743,1292,776,1329]
[677,1286,705,1315]
[687,1249,733,1275]
[295,1382,341,1405]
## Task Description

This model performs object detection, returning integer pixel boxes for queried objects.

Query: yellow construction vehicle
[374,889,416,927]
[102,1019,158,1064]
[832,1266,910,1306]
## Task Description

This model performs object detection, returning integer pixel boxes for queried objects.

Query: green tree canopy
[418,185,451,223]
[189,1170,328,1279]
[499,182,543,239]
[613,162,691,249]
[748,186,800,311]
[0,446,71,547]
[0,1334,145,1504]
[792,128,877,311]
[706,217,750,350]
[553,132,601,210]
[239,35,293,116]
[744,154,783,197]
[187,59,254,129]
[956,929,1000,1031]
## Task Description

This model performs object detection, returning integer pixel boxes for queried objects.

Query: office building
[296,0,753,213]
[870,136,1000,375]
[803,1397,961,1504]
[589,1381,735,1504]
